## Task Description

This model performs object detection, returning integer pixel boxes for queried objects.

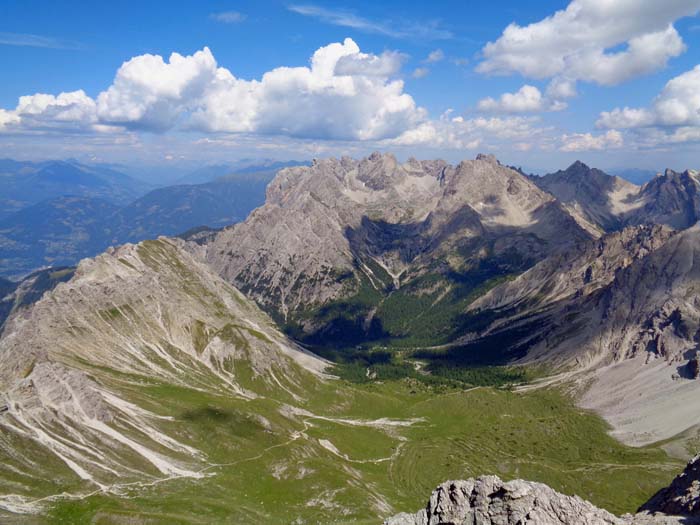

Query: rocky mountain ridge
[458,223,700,445]
[205,152,591,344]
[3,153,700,521]
[197,154,700,447]
[0,237,328,507]
[0,266,74,334]
[470,223,675,316]
[533,160,641,234]
[631,168,700,230]
[574,224,700,444]
[533,161,700,234]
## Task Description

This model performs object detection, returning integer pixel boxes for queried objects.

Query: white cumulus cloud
[97,48,218,131]
[0,109,20,130]
[477,0,700,86]
[0,39,426,142]
[596,65,700,146]
[412,67,430,79]
[597,65,700,129]
[334,49,406,77]
[477,85,567,113]
[560,129,623,151]
[424,49,445,63]
[190,38,424,140]
[596,107,655,129]
[546,78,577,100]
[478,85,544,113]
[0,90,97,132]
[388,113,546,150]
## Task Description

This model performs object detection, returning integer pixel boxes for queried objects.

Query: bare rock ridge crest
[204,152,591,338]
[467,224,700,445]
[532,161,700,234]
[387,454,700,524]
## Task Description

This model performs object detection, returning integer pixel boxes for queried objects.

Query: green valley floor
[15,377,685,524]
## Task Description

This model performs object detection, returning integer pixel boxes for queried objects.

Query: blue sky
[1,0,700,173]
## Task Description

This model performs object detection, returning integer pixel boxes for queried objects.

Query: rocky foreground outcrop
[641,453,700,517]
[387,455,700,524]
[385,476,622,525]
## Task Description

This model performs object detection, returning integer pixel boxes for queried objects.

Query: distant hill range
[0,159,152,220]
[0,160,307,278]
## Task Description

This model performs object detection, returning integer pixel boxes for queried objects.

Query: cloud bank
[0,39,425,142]
[596,65,700,146]
[598,65,700,129]
[477,0,700,91]
[0,39,565,152]
[477,85,567,113]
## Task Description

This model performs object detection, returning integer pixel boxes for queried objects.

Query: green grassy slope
[40,379,681,524]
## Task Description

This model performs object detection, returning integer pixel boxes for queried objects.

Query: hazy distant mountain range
[0,160,307,278]
[109,158,309,186]
[174,160,308,185]
[0,159,151,220]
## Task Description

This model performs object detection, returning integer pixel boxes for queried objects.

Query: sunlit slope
[0,238,330,511]
[0,238,684,523]
[44,385,683,523]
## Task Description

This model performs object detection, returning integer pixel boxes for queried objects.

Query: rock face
[205,152,590,340]
[534,162,700,234]
[388,457,700,525]
[0,266,74,335]
[385,476,622,525]
[470,224,674,316]
[629,169,700,230]
[533,161,641,234]
[567,225,700,443]
[641,454,700,517]
[465,224,700,445]
[450,224,676,366]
